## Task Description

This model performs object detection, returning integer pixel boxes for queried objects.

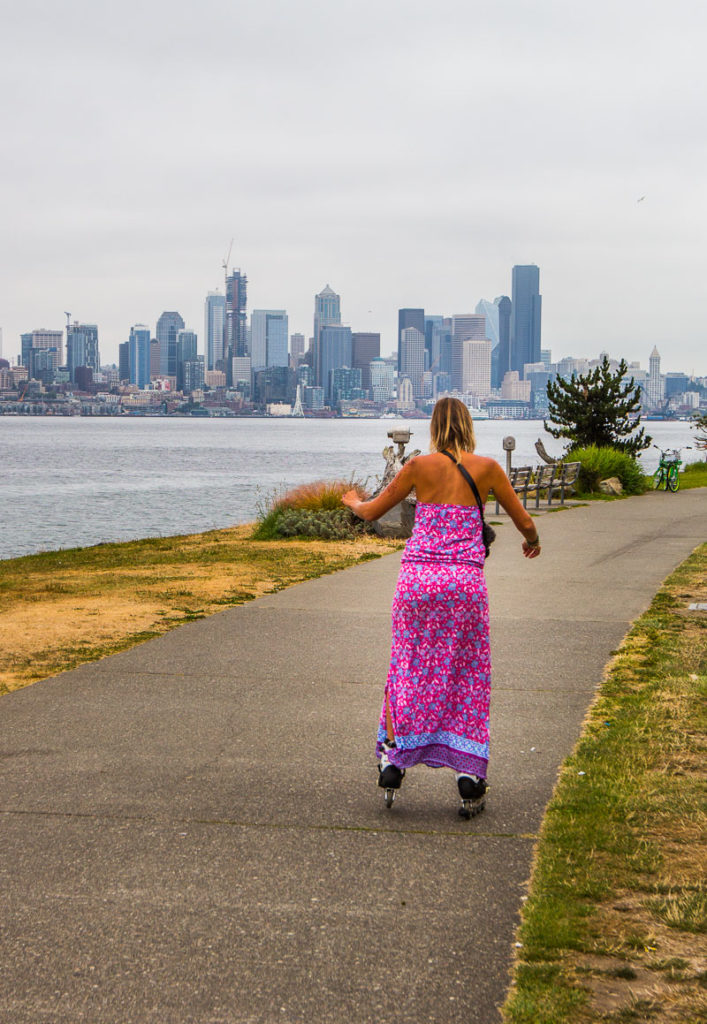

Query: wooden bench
[493,465,533,513]
[492,461,581,512]
[547,461,581,505]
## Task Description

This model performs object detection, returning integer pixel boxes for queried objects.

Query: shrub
[252,479,370,540]
[569,445,648,496]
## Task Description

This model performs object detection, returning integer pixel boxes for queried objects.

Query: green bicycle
[652,446,691,492]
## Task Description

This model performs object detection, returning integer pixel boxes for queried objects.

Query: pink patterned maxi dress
[376,502,491,779]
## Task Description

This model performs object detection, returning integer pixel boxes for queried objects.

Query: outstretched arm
[489,462,542,558]
[342,461,417,522]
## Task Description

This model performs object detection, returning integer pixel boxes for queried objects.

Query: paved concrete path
[1,490,704,1024]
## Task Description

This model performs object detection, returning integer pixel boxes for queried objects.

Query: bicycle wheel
[667,464,680,492]
[653,468,665,490]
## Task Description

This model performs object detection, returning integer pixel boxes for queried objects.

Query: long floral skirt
[376,561,491,778]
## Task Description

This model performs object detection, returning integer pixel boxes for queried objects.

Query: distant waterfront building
[489,297,512,388]
[129,325,151,388]
[252,366,296,406]
[351,332,380,390]
[664,372,691,399]
[303,385,325,411]
[500,370,531,402]
[462,339,492,399]
[146,339,158,380]
[29,346,59,385]
[313,285,341,386]
[118,342,130,382]
[290,333,305,366]
[156,312,184,378]
[204,369,227,389]
[399,326,425,398]
[21,329,64,372]
[451,315,486,392]
[204,291,226,371]
[424,315,443,368]
[225,270,248,367]
[331,366,363,405]
[250,310,289,371]
[183,356,205,394]
[646,346,664,408]
[176,329,198,390]
[556,356,590,379]
[231,356,252,389]
[370,357,395,403]
[319,324,352,404]
[66,322,100,382]
[510,265,541,373]
[397,309,425,372]
[397,376,415,411]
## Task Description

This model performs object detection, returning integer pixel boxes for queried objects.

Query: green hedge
[568,445,648,495]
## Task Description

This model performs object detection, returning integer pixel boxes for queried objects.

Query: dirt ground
[0,525,401,695]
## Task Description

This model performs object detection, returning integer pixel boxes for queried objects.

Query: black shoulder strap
[439,449,486,521]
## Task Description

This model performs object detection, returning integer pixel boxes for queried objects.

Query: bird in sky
[637,195,646,202]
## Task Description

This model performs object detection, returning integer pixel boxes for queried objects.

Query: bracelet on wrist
[526,535,540,547]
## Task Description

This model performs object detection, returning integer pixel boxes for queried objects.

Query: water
[0,416,699,561]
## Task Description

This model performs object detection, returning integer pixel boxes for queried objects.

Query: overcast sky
[1,0,705,373]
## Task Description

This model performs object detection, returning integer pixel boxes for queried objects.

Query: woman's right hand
[341,489,359,510]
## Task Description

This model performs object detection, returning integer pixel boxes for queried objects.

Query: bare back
[411,451,497,506]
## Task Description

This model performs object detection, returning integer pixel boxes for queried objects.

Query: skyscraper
[451,315,486,391]
[176,329,198,390]
[646,346,664,409]
[225,270,248,368]
[319,325,352,404]
[290,333,305,366]
[129,325,151,388]
[397,309,425,371]
[66,322,100,382]
[351,332,380,390]
[250,311,289,370]
[313,285,341,386]
[156,311,185,378]
[399,326,425,398]
[204,291,226,371]
[462,339,492,398]
[510,265,541,374]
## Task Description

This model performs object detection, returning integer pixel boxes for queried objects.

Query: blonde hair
[430,397,476,462]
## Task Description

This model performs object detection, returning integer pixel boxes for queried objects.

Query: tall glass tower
[510,265,541,375]
[313,285,341,386]
[156,311,185,378]
[204,292,226,371]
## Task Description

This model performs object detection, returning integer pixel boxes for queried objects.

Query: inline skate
[456,773,487,819]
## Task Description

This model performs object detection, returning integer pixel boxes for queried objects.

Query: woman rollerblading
[343,398,542,819]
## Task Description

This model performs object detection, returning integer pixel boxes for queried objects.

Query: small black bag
[440,450,496,558]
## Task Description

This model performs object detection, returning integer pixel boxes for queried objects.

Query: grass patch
[502,543,707,1024]
[252,478,371,540]
[678,460,707,490]
[0,525,403,695]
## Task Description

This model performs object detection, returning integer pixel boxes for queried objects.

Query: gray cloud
[1,0,705,371]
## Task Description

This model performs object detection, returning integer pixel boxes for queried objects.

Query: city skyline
[2,1,706,375]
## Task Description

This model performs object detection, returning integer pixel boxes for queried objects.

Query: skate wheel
[385,788,395,809]
[459,805,471,820]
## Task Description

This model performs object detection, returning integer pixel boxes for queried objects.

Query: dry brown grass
[0,525,402,695]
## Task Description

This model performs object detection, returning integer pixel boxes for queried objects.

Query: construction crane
[222,239,233,282]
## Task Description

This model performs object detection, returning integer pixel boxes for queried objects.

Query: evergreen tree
[692,411,707,450]
[544,356,651,456]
